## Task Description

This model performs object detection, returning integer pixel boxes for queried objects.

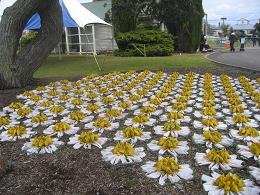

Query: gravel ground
[0,65,259,195]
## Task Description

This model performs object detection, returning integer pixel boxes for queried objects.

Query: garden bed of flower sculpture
[0,71,260,194]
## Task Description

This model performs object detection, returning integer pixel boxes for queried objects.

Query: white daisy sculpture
[226,114,259,128]
[195,148,243,171]
[22,135,64,155]
[0,125,34,141]
[147,137,189,158]
[101,142,145,165]
[43,105,70,117]
[237,142,260,162]
[154,121,190,137]
[159,111,191,123]
[193,118,227,131]
[202,172,260,195]
[43,122,79,137]
[230,126,260,142]
[98,108,126,121]
[124,114,156,128]
[193,131,233,149]
[62,110,94,124]
[0,116,19,130]
[114,127,151,144]
[68,131,107,149]
[23,113,55,127]
[249,166,260,183]
[141,156,193,185]
[85,118,119,133]
[133,106,162,117]
[2,102,24,113]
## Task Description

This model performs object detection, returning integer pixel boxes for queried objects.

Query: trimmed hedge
[115,30,174,56]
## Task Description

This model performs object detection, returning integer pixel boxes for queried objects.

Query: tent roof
[0,0,111,29]
[82,0,111,20]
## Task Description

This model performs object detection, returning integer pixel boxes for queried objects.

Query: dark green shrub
[115,30,174,57]
[20,31,38,47]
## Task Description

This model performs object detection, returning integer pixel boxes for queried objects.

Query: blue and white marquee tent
[0,0,112,55]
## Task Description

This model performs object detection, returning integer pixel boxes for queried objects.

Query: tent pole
[65,27,69,55]
[92,24,97,55]
[78,27,82,55]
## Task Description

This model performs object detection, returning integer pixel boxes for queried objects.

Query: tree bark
[0,0,63,89]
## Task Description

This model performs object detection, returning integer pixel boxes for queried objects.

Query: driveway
[206,47,260,72]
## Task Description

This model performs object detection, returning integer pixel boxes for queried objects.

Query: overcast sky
[77,0,260,25]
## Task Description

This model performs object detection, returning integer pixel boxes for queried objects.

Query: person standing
[239,31,245,51]
[229,32,236,52]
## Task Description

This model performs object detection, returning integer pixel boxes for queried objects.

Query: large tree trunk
[0,0,63,89]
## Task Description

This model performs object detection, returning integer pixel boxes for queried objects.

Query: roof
[82,0,111,20]
[232,24,255,31]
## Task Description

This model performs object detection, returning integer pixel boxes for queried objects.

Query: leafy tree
[255,23,260,36]
[0,0,63,89]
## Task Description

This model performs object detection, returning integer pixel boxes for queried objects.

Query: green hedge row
[115,30,174,56]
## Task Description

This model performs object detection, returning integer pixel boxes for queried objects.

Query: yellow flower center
[228,98,242,106]
[52,122,70,132]
[137,89,148,96]
[129,94,142,101]
[113,91,124,97]
[206,149,231,164]
[123,127,143,138]
[73,89,84,95]
[79,131,99,144]
[31,113,48,123]
[59,94,70,101]
[172,103,186,111]
[48,82,57,87]
[203,131,222,144]
[60,79,69,84]
[22,90,34,97]
[203,93,215,101]
[202,118,218,128]
[17,107,33,117]
[106,109,121,118]
[50,106,65,114]
[62,85,72,91]
[112,142,135,156]
[98,88,109,93]
[155,92,168,98]
[167,112,184,120]
[32,135,53,148]
[101,97,115,104]
[86,93,98,99]
[141,106,156,114]
[47,90,59,96]
[86,103,100,112]
[158,137,180,150]
[202,101,215,107]
[238,126,259,137]
[201,107,216,116]
[180,91,191,97]
[176,96,189,103]
[71,98,84,105]
[70,111,85,121]
[233,114,250,124]
[249,142,260,156]
[149,98,162,105]
[9,102,23,109]
[36,86,46,91]
[230,105,244,113]
[118,101,132,109]
[0,116,10,126]
[214,173,245,194]
[40,101,54,108]
[132,114,149,124]
[93,118,111,128]
[7,125,27,137]
[30,95,42,102]
[155,157,181,176]
[163,121,181,132]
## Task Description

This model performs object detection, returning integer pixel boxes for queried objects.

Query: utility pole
[220,17,227,26]
[205,13,208,38]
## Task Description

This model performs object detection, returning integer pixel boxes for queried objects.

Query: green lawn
[34,54,217,78]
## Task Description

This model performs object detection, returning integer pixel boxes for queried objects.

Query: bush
[20,31,38,47]
[115,30,174,56]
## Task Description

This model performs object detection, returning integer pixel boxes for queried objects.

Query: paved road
[207,47,260,72]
